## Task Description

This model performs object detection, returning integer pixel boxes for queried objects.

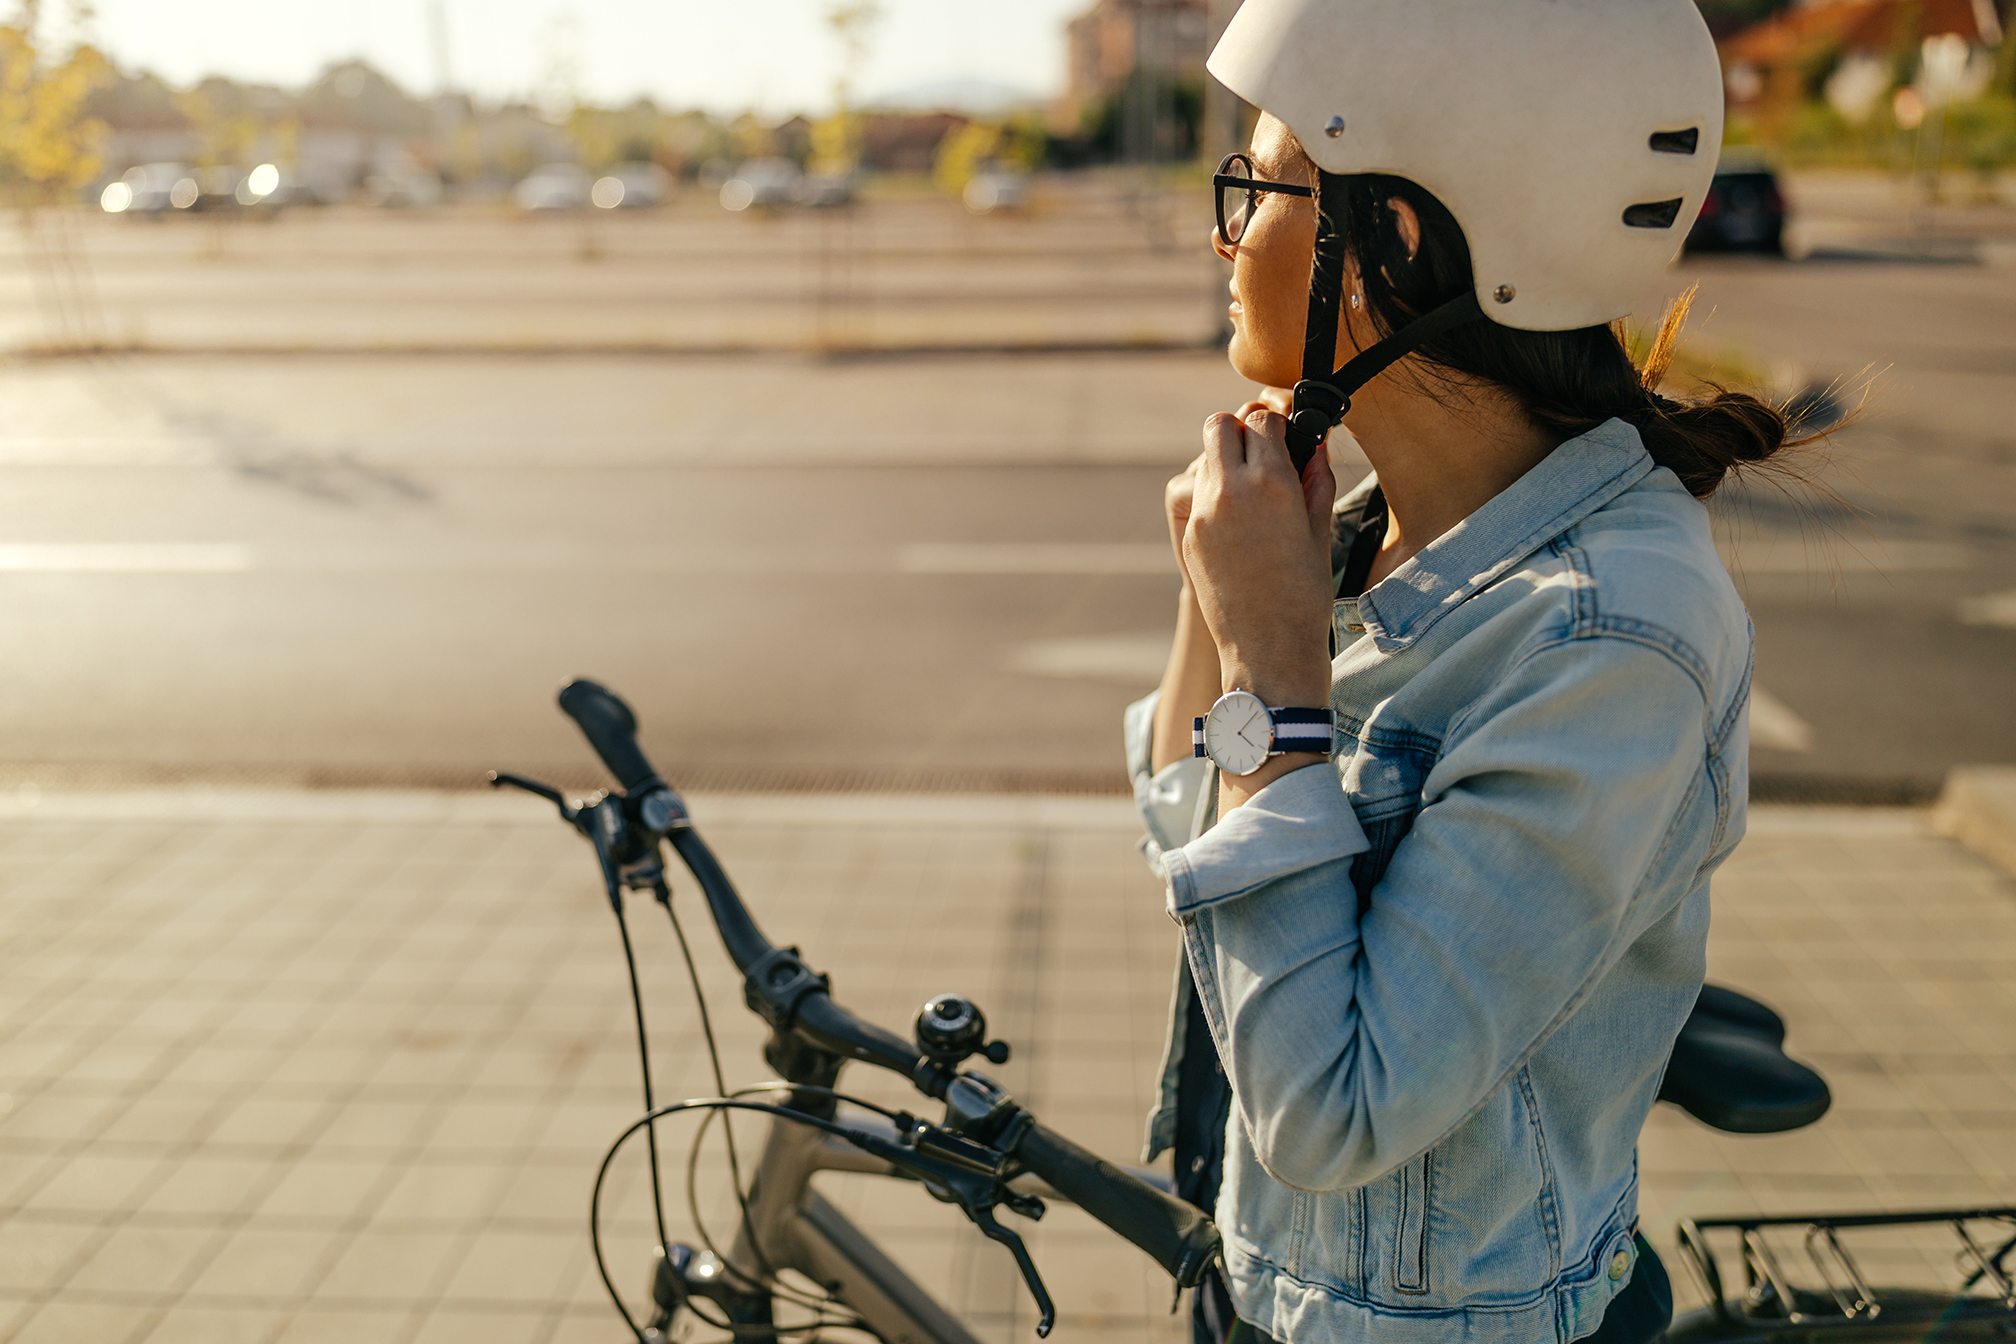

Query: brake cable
[679,1084,907,1323]
[591,1094,943,1340]
[656,887,798,1301]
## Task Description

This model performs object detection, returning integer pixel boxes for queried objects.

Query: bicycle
[493,679,2015,1344]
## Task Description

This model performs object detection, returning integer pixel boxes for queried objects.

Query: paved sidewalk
[0,792,2011,1344]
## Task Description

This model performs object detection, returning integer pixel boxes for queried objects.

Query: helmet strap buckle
[1288,380,1350,455]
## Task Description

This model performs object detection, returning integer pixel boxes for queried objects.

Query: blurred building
[1056,0,1210,133]
[1717,0,2006,118]
[858,111,969,173]
[83,58,587,202]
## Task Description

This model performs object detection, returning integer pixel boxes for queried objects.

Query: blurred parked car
[100,162,190,214]
[187,166,245,211]
[514,163,593,211]
[963,169,1029,215]
[1686,154,1787,255]
[365,160,443,208]
[719,158,802,211]
[799,174,855,208]
[233,162,318,208]
[590,161,671,209]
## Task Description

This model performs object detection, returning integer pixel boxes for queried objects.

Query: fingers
[1237,408,1296,479]
[1203,408,1298,474]
[1165,458,1200,518]
[1300,446,1338,533]
[1200,411,1246,477]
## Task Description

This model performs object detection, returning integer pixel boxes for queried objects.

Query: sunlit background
[1,1,2013,1341]
[77,0,1087,117]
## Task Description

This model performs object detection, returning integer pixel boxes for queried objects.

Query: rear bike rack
[1674,1206,2016,1337]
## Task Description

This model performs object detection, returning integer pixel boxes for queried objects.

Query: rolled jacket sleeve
[1125,690,1214,868]
[1180,635,1710,1195]
[1163,762,1368,914]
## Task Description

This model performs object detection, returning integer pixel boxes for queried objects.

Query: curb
[1933,766,2016,878]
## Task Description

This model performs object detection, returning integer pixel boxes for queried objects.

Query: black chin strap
[1284,170,1488,472]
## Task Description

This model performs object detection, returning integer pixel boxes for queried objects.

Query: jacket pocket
[1394,1150,1433,1294]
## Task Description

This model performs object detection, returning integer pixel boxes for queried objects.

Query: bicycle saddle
[1657,984,1832,1134]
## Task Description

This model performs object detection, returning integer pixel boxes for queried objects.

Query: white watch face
[1203,691,1272,776]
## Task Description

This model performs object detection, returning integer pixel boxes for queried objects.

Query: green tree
[0,0,111,205]
[0,0,113,352]
[1080,69,1202,163]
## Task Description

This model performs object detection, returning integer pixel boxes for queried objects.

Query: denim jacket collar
[1357,418,1655,653]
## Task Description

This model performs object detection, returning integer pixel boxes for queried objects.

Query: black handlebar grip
[1015,1122,1220,1287]
[557,679,664,794]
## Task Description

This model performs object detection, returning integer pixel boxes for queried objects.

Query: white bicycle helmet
[1206,0,1725,462]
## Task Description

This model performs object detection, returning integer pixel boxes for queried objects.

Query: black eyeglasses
[1213,152,1316,247]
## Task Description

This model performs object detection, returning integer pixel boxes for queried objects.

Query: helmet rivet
[1493,285,1516,304]
[1323,116,1346,138]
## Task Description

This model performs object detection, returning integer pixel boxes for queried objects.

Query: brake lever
[488,771,581,825]
[968,1202,1057,1337]
[490,773,671,913]
[840,1120,1057,1336]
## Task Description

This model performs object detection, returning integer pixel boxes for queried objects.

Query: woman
[1123,2,1795,1342]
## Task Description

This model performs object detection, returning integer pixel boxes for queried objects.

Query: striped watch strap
[1192,705,1335,759]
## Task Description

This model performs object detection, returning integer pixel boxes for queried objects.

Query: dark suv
[1685,159,1787,254]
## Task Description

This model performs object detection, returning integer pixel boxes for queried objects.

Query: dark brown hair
[1339,173,1797,499]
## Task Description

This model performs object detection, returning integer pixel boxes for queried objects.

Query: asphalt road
[1,185,2010,795]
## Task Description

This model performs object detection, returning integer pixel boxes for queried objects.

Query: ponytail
[1343,174,1815,499]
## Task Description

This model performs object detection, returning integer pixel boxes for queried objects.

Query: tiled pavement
[0,791,2010,1344]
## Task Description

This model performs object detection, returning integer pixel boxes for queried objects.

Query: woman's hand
[1184,406,1336,713]
[1153,396,1283,772]
[1165,393,1298,582]
[1165,454,1205,592]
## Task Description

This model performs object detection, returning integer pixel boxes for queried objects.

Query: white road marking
[0,544,253,572]
[1750,686,1815,753]
[1007,634,1172,683]
[899,543,1174,575]
[1957,590,2016,629]
[1716,540,1970,574]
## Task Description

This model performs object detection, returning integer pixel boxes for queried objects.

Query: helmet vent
[1649,128,1700,155]
[1622,198,1685,229]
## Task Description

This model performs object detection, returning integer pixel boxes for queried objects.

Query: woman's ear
[1388,197,1421,261]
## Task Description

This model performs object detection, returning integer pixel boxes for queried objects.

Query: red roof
[1719,0,1998,67]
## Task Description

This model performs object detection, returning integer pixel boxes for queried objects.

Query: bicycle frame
[709,1109,985,1344]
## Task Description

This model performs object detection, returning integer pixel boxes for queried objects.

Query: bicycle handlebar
[1014,1123,1220,1288]
[549,678,1222,1287]
[558,679,666,795]
[664,828,780,976]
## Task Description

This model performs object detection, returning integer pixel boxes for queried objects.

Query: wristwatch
[1192,690,1334,776]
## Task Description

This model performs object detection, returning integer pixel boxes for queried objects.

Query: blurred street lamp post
[1914,33,1971,213]
[810,1,879,351]
[428,0,465,187]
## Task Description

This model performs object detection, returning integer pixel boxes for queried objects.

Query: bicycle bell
[914,994,1011,1068]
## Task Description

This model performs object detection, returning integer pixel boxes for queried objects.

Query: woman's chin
[1225,333,1294,390]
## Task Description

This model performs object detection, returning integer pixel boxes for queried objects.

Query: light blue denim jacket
[1124,420,1750,1344]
